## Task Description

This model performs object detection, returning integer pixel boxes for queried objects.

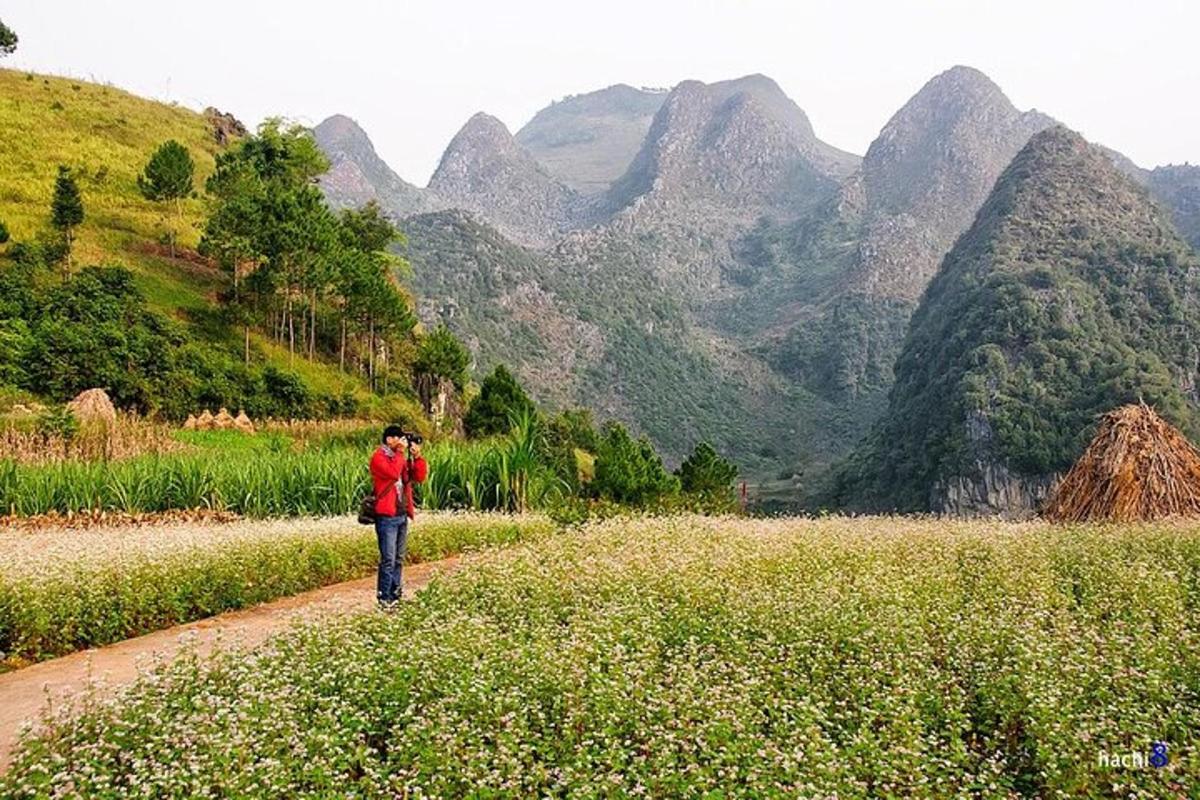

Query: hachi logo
[1098,742,1169,769]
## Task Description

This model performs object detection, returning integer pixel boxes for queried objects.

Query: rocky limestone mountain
[550,74,861,305]
[836,126,1200,515]
[316,68,1196,500]
[726,66,1056,404]
[312,115,440,217]
[604,74,859,221]
[853,66,1056,301]
[515,84,667,195]
[427,112,588,247]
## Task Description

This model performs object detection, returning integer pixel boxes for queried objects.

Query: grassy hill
[0,68,384,409]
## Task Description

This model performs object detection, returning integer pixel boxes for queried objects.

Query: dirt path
[0,556,461,773]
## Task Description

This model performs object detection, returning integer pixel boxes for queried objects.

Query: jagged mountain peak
[605,74,859,220]
[428,110,583,247]
[313,113,367,143]
[862,65,1054,217]
[311,113,437,217]
[455,111,515,143]
[516,84,668,195]
[966,125,1162,241]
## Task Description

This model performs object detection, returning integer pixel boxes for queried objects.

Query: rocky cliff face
[928,411,1058,517]
[427,113,587,247]
[933,462,1058,518]
[515,84,667,196]
[312,115,440,217]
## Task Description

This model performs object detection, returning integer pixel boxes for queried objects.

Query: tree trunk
[368,316,376,391]
[287,293,295,366]
[339,318,346,373]
[309,291,316,360]
[63,228,73,279]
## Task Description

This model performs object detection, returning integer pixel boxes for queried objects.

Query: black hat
[382,425,405,443]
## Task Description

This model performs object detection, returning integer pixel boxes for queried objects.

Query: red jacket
[369,446,428,519]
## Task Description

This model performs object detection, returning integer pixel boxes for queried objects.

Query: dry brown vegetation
[1044,402,1200,523]
[0,411,184,464]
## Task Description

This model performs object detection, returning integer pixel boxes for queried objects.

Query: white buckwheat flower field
[0,513,554,666]
[2,514,1197,797]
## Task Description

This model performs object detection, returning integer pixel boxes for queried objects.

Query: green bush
[590,420,680,506]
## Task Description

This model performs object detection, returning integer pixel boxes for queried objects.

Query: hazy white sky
[4,1,1197,184]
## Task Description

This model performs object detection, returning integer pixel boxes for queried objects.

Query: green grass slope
[0,68,372,404]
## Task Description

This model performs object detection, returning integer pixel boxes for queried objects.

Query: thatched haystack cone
[183,414,198,430]
[196,409,215,430]
[234,410,255,433]
[66,389,117,426]
[1043,402,1200,523]
[213,407,236,429]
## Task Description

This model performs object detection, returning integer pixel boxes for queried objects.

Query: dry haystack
[67,388,117,426]
[196,409,215,430]
[234,410,255,433]
[214,407,236,429]
[1043,402,1200,523]
[183,414,199,430]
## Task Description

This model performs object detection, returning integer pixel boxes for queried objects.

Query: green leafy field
[0,426,568,517]
[4,515,1196,797]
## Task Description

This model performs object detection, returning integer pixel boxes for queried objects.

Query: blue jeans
[375,515,409,602]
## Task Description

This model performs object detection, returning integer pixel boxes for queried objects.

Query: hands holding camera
[394,431,424,460]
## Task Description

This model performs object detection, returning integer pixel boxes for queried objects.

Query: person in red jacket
[369,425,429,610]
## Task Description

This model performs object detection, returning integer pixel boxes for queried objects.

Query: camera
[401,432,423,445]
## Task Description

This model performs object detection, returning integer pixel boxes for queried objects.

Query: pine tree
[50,166,84,276]
[138,140,194,258]
[414,325,470,390]
[676,441,738,497]
[464,364,535,438]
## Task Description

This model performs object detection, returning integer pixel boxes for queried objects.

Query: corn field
[0,422,567,517]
